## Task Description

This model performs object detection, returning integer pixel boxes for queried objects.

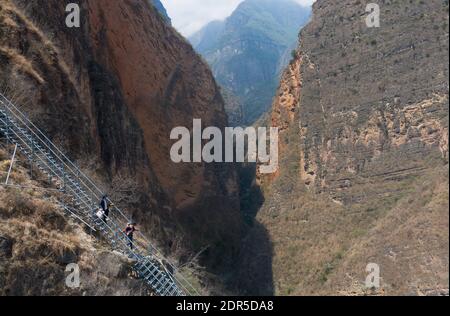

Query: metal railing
[0,92,199,296]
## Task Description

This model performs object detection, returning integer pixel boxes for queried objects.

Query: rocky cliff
[256,0,449,295]
[0,0,244,292]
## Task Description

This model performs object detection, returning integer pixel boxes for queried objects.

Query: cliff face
[0,0,244,282]
[291,0,449,200]
[190,0,311,125]
[257,0,449,295]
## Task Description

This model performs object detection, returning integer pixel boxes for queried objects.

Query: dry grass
[0,0,80,126]
[1,0,46,40]
[0,47,44,84]
[325,165,449,296]
[0,148,86,295]
[0,147,8,161]
[0,184,82,258]
[0,185,83,295]
[254,162,449,296]
[0,0,81,96]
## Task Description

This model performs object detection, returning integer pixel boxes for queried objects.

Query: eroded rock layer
[0,0,244,284]
[257,0,449,295]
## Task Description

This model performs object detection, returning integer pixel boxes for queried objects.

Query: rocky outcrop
[257,0,449,295]
[0,0,244,286]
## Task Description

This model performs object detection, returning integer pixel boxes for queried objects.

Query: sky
[160,0,316,37]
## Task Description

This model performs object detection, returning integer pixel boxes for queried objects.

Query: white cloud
[161,0,315,37]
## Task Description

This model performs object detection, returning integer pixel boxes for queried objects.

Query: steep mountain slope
[150,0,171,25]
[255,0,449,295]
[221,87,245,127]
[190,0,311,125]
[0,147,149,296]
[189,20,226,53]
[0,0,244,292]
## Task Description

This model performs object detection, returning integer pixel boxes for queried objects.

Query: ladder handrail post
[5,114,10,154]
[30,134,34,179]
[5,144,18,185]
[47,152,52,182]
[63,164,66,191]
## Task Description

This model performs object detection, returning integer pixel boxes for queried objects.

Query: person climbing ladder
[124,222,138,250]
[99,195,110,223]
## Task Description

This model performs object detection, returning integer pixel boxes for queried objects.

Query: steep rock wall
[0,0,244,278]
[257,0,449,295]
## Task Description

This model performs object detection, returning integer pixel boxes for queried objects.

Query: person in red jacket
[124,223,138,250]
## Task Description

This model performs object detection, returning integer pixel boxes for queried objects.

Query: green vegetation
[190,0,311,125]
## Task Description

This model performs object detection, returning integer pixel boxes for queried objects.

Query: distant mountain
[190,0,311,125]
[150,0,171,25]
[189,20,226,53]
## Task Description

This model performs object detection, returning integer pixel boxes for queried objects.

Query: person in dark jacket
[100,195,110,223]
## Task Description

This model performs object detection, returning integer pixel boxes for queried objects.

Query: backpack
[96,209,105,219]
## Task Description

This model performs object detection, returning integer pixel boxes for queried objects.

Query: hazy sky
[160,0,315,37]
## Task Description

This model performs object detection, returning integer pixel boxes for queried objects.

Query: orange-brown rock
[0,0,244,277]
[257,0,449,295]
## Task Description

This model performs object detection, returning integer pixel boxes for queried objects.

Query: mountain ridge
[190,0,311,125]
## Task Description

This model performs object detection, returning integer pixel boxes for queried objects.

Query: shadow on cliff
[233,163,274,296]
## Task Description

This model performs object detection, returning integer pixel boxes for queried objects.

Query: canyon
[0,0,448,296]
[0,0,245,294]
